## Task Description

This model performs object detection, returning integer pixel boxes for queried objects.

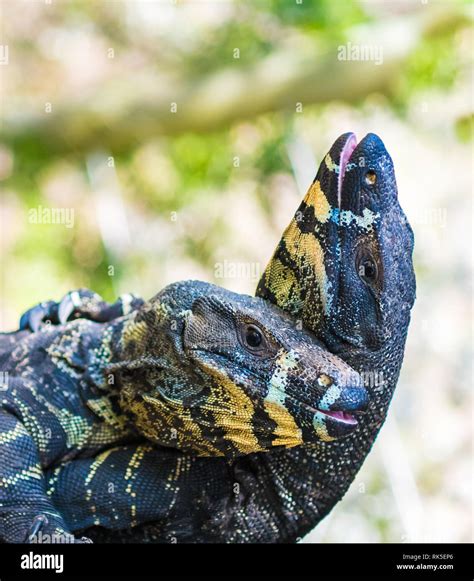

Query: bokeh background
[0,0,472,542]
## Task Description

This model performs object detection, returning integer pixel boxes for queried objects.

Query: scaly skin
[0,281,365,542]
[75,132,415,543]
[2,132,415,543]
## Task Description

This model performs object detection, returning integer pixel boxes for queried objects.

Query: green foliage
[1,0,470,316]
[267,0,367,35]
[405,36,459,92]
[455,113,473,142]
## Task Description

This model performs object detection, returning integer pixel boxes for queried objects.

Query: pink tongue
[324,410,357,425]
[337,134,358,207]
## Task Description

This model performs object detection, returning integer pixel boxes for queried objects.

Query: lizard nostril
[317,374,334,388]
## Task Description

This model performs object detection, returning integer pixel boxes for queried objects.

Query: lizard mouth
[313,408,361,440]
[312,384,368,438]
[337,133,358,207]
[317,409,358,425]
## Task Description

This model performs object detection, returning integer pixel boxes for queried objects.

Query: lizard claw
[19,302,58,332]
[58,291,82,324]
[18,289,145,332]
[19,290,100,332]
[24,514,48,542]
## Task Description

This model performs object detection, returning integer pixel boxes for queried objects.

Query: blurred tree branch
[1,6,468,156]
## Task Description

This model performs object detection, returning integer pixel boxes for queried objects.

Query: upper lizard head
[117,281,368,457]
[327,133,416,355]
[258,132,416,360]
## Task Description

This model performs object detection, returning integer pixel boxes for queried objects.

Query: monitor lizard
[73,132,416,543]
[0,282,365,542]
[1,132,416,542]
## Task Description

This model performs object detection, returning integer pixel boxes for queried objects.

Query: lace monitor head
[257,132,416,355]
[99,280,368,457]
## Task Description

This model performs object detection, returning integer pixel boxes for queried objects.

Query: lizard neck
[82,300,198,450]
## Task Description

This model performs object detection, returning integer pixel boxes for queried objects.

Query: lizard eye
[238,322,274,356]
[245,325,263,348]
[365,170,377,186]
[358,257,378,284]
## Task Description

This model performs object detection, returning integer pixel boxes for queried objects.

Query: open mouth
[311,383,369,439]
[317,409,358,426]
[337,133,358,207]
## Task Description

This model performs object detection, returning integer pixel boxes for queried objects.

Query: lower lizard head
[117,281,368,456]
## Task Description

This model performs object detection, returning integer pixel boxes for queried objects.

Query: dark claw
[29,306,48,333]
[19,302,57,332]
[25,514,48,542]
[19,292,84,332]
[18,289,144,332]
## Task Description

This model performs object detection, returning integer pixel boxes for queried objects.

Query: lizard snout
[312,379,369,441]
[318,385,369,414]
